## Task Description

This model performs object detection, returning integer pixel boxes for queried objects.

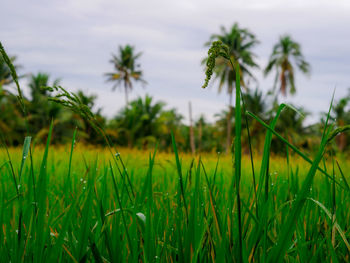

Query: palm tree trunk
[226,91,233,154]
[124,86,129,106]
[189,101,196,155]
[280,70,286,96]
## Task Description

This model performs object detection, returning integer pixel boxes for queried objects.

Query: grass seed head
[202,40,229,89]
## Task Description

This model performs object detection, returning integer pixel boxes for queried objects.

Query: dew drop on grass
[136,212,146,223]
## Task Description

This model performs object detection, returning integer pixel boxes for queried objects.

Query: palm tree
[243,88,267,118]
[28,73,61,139]
[264,35,310,96]
[112,95,164,148]
[29,72,60,103]
[105,45,146,105]
[0,54,20,87]
[203,23,260,153]
[213,89,269,153]
[76,90,98,111]
[243,88,268,152]
[75,90,106,144]
[272,104,309,153]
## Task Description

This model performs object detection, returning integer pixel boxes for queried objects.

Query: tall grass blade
[268,98,335,262]
[232,62,243,263]
[336,160,349,191]
[171,132,189,223]
[66,127,77,192]
[35,120,53,262]
[19,136,31,182]
[0,41,25,113]
[307,198,350,252]
[109,161,133,257]
[144,147,157,262]
[171,132,187,261]
[246,111,344,189]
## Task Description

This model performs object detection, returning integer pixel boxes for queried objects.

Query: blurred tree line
[0,59,348,154]
[0,22,349,154]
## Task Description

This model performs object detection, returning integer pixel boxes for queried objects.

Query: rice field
[1,134,350,262]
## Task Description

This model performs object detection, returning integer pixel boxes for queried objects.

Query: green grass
[0,140,350,262]
[1,40,350,262]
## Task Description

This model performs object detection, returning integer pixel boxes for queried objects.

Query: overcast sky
[1,0,350,124]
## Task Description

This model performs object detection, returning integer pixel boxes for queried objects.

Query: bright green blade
[18,136,31,182]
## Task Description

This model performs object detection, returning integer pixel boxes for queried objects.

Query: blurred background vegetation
[0,23,349,154]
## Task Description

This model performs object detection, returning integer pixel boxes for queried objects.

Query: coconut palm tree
[105,45,146,105]
[242,88,269,152]
[27,73,62,139]
[264,35,310,96]
[112,95,164,148]
[75,90,106,143]
[29,72,60,103]
[243,88,267,119]
[203,23,260,153]
[76,90,99,111]
[272,103,309,153]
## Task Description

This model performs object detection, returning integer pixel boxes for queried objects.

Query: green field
[1,140,350,262]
